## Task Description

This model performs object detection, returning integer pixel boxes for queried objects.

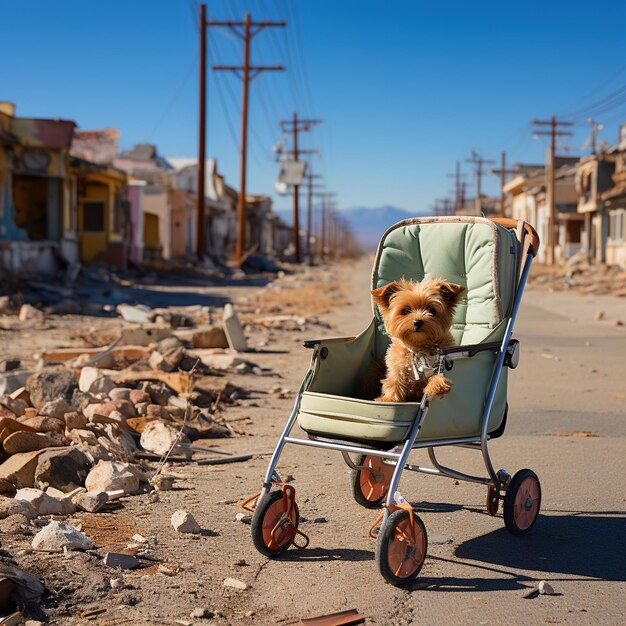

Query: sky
[3,0,626,214]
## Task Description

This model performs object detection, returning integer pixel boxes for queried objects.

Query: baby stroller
[244,216,541,587]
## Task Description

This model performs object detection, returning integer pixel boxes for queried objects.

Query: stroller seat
[298,216,522,446]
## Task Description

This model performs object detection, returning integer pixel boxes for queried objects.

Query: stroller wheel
[503,469,541,535]
[251,490,300,557]
[351,454,394,509]
[376,509,427,587]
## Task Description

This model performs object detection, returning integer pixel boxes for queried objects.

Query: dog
[370,277,465,403]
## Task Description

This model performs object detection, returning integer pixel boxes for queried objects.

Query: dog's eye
[426,306,436,315]
[401,306,412,315]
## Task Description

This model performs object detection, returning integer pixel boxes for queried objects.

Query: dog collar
[397,342,442,381]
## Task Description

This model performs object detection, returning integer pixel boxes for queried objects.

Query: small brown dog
[371,277,465,403]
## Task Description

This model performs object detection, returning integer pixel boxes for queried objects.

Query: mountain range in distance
[274,205,429,250]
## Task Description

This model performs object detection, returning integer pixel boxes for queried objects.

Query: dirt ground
[1,258,625,625]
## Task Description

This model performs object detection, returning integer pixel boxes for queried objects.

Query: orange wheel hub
[359,456,393,503]
[387,517,426,579]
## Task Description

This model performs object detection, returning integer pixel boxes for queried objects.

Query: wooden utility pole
[279,114,322,262]
[465,150,495,215]
[206,11,285,265]
[196,3,207,261]
[305,167,323,263]
[317,191,335,261]
[489,151,517,217]
[531,116,574,264]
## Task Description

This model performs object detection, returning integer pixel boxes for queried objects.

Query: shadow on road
[280,547,373,563]
[455,512,626,581]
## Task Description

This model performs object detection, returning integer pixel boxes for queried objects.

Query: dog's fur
[371,278,464,403]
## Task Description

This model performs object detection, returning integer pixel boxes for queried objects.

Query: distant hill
[274,205,427,251]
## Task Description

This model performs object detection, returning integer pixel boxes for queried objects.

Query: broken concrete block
[31,520,93,552]
[197,353,249,371]
[140,420,191,458]
[18,415,65,434]
[171,509,201,534]
[85,460,140,494]
[3,431,68,455]
[73,490,108,513]
[14,488,74,516]
[129,390,151,405]
[191,327,229,349]
[223,577,248,590]
[0,396,27,417]
[222,304,248,351]
[0,450,43,490]
[34,447,90,493]
[117,304,151,324]
[0,371,33,397]
[18,304,44,323]
[26,369,76,411]
[120,324,172,346]
[103,552,140,570]
[0,495,37,520]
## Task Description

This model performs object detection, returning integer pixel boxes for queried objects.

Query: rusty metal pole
[306,170,313,263]
[196,3,207,261]
[235,13,252,265]
[549,116,556,265]
[292,112,301,262]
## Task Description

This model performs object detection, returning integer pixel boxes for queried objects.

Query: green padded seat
[297,217,521,447]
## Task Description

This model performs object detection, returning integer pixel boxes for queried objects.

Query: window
[83,201,105,232]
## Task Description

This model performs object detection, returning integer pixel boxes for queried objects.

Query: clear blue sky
[3,0,626,213]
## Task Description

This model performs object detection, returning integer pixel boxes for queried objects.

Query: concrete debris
[192,327,229,349]
[223,304,248,351]
[26,369,76,411]
[79,366,116,396]
[223,577,248,590]
[34,447,90,492]
[149,473,176,491]
[73,490,108,512]
[171,509,201,534]
[116,304,151,324]
[31,520,94,552]
[190,607,215,619]
[18,304,44,323]
[85,460,140,494]
[14,487,74,516]
[0,495,37,519]
[235,512,251,524]
[140,421,191,459]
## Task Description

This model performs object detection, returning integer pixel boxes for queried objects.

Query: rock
[198,353,249,371]
[0,295,11,314]
[0,565,44,601]
[142,382,172,406]
[140,420,191,458]
[97,424,137,458]
[26,369,76,411]
[223,304,248,351]
[126,416,157,433]
[538,580,557,595]
[14,487,74,515]
[135,402,148,417]
[103,552,140,570]
[129,390,151,405]
[192,327,229,349]
[66,428,98,446]
[34,447,90,492]
[148,351,166,371]
[39,398,75,419]
[9,386,30,404]
[171,510,201,534]
[0,404,17,419]
[31,520,93,552]
[158,336,184,352]
[18,304,44,322]
[0,495,37,519]
[157,564,177,576]
[109,577,125,590]
[612,319,624,327]
[85,400,135,421]
[64,411,88,430]
[0,359,21,372]
[73,490,108,513]
[109,387,132,402]
[235,512,251,524]
[85,460,140,494]
[78,367,116,396]
[149,473,175,491]
[146,404,170,420]
[0,450,43,490]
[3,430,69,455]
[190,608,214,619]
[0,395,27,417]
[147,491,160,504]
[223,577,248,590]
[0,416,37,443]
[19,415,65,433]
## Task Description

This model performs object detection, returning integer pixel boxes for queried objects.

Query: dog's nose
[413,319,424,330]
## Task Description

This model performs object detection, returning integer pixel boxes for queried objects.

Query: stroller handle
[490,218,540,257]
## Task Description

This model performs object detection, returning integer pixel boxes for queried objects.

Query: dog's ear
[438,281,465,309]
[372,281,401,313]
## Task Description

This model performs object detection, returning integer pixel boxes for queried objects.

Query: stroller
[244,216,542,587]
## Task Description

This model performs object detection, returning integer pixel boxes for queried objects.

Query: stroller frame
[250,217,541,586]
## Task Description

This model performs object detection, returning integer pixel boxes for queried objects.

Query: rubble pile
[528,254,626,296]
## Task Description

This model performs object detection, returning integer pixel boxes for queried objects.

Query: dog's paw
[375,393,396,403]
[425,374,453,398]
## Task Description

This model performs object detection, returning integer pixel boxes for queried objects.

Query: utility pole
[318,191,335,261]
[305,167,323,263]
[465,150,495,215]
[206,11,285,265]
[279,114,322,262]
[447,161,467,214]
[586,117,604,155]
[196,3,207,261]
[531,116,574,264]
[489,151,517,217]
